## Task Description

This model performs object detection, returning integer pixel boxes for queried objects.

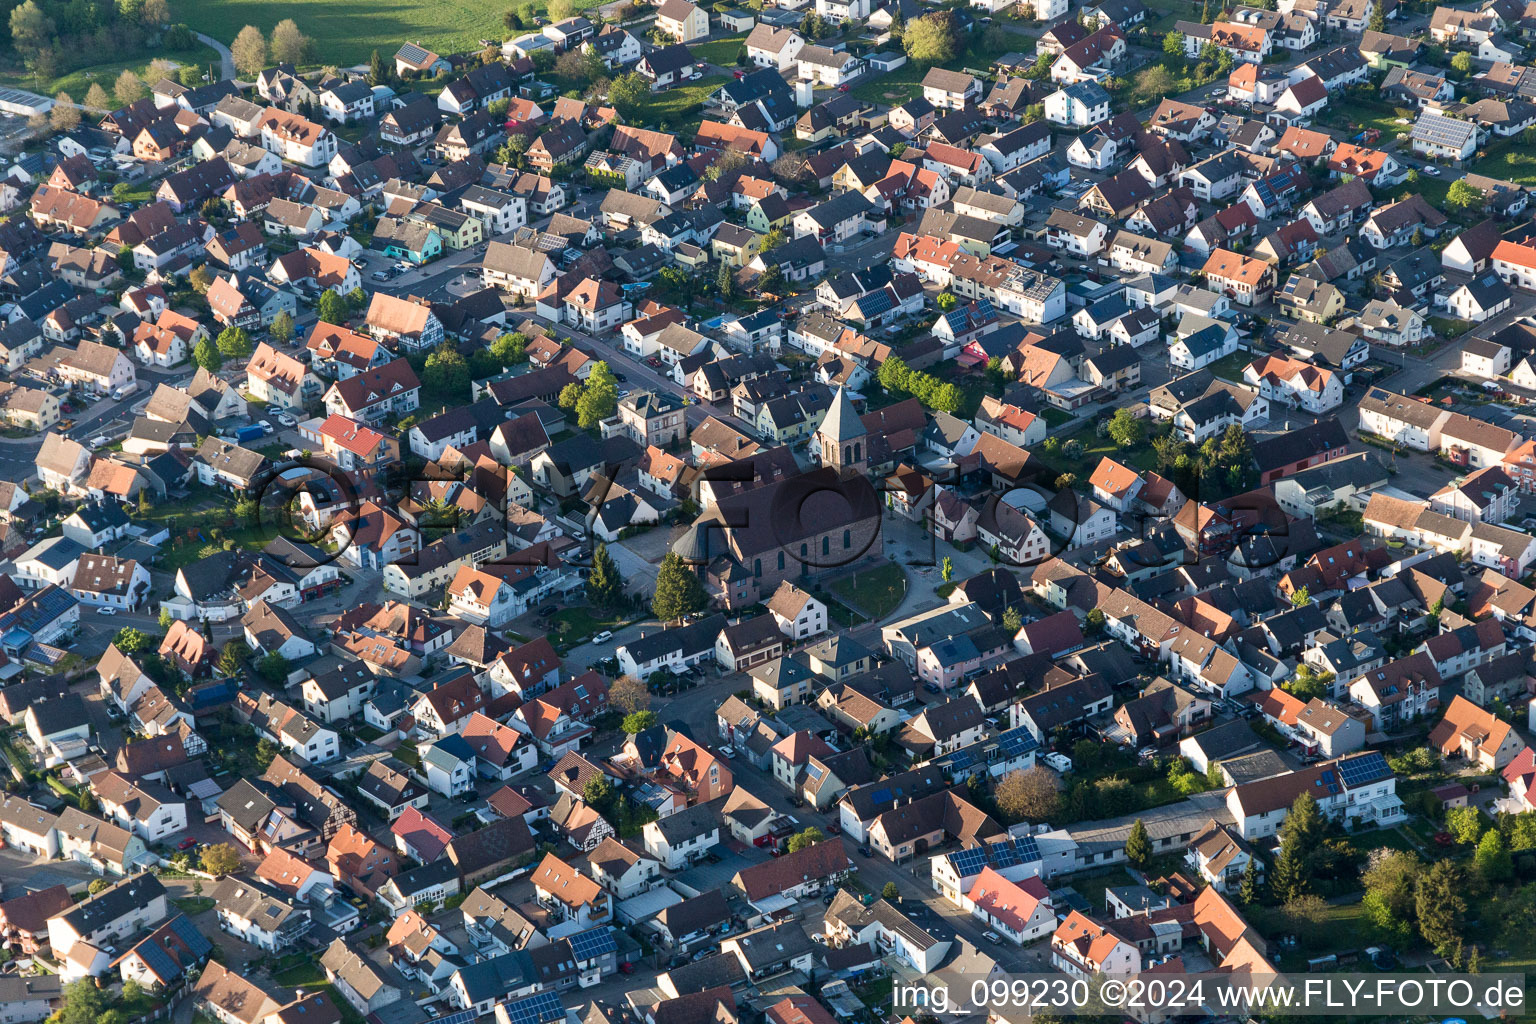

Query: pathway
[193,31,237,81]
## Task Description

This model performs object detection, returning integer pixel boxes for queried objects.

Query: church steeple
[817,386,867,474]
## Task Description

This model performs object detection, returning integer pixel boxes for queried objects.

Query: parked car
[176,836,198,851]
[96,607,118,616]
[592,630,613,644]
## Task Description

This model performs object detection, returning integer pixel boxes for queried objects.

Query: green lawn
[646,75,731,133]
[0,43,221,101]
[1206,349,1255,385]
[167,0,526,67]
[853,31,1017,105]
[828,563,907,619]
[546,606,629,644]
[271,960,327,987]
[690,35,747,66]
[1046,424,1159,482]
[1321,95,1414,143]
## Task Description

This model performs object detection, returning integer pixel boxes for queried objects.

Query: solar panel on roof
[1338,751,1390,787]
[568,927,617,960]
[425,1008,480,1024]
[501,990,566,1024]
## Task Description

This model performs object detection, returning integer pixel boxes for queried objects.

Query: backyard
[852,30,1018,105]
[689,35,747,66]
[645,75,731,134]
[135,488,285,570]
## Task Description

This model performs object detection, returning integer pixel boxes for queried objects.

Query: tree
[112,627,154,654]
[1446,179,1481,212]
[1475,828,1513,883]
[189,265,214,294]
[622,710,659,734]
[1451,50,1473,75]
[1124,818,1152,867]
[1446,805,1485,844]
[231,25,268,78]
[317,288,348,325]
[716,259,734,299]
[215,326,251,360]
[369,49,389,85]
[257,652,290,685]
[1367,0,1386,31]
[583,774,612,807]
[1002,605,1023,634]
[423,347,470,399]
[931,382,964,413]
[882,881,901,901]
[8,1,52,53]
[1415,860,1467,956]
[611,675,650,715]
[610,72,651,119]
[270,311,294,344]
[84,83,110,112]
[491,331,529,366]
[941,556,953,582]
[995,766,1060,823]
[49,93,79,132]
[191,338,223,371]
[218,638,249,677]
[56,980,105,1024]
[587,542,626,607]
[936,291,958,311]
[1162,30,1185,58]
[1271,793,1323,903]
[1238,856,1262,905]
[902,12,957,62]
[1286,663,1333,701]
[787,826,824,852]
[78,787,99,813]
[653,552,707,622]
[1086,608,1106,633]
[1107,408,1145,448]
[201,842,242,876]
[114,69,146,107]
[759,264,784,295]
[1361,848,1420,943]
[269,18,311,65]
[575,361,619,428]
[158,607,174,630]
[253,737,278,769]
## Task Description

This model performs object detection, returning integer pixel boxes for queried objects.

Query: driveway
[0,847,97,895]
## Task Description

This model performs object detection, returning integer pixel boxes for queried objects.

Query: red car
[176,837,198,851]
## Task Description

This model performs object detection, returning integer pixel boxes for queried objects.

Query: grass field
[690,35,747,66]
[646,75,730,133]
[829,563,908,619]
[168,0,517,67]
[0,43,221,101]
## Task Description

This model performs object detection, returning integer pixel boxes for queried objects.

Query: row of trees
[876,355,966,414]
[229,20,315,77]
